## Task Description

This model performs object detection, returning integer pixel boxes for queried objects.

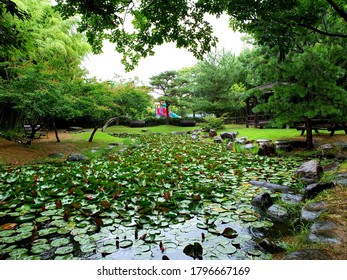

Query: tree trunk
[52,121,60,142]
[88,123,103,142]
[305,118,314,149]
[102,117,117,132]
[165,103,170,125]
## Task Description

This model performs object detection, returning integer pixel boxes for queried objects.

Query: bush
[202,117,225,131]
[144,117,167,126]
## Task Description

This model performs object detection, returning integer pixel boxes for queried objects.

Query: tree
[54,0,347,69]
[253,45,347,149]
[187,51,246,117]
[0,0,91,143]
[55,0,218,71]
[109,82,152,124]
[149,70,188,124]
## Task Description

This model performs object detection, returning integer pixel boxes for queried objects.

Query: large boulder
[295,160,323,184]
[220,131,238,141]
[301,201,328,222]
[281,193,304,204]
[67,153,88,162]
[308,221,342,244]
[304,182,335,199]
[266,204,289,222]
[251,192,273,210]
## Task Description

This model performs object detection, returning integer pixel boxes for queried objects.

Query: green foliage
[203,117,225,131]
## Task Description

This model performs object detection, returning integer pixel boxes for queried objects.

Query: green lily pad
[216,244,237,255]
[9,248,28,259]
[31,244,52,254]
[100,245,118,254]
[38,227,58,236]
[55,253,74,260]
[15,214,36,223]
[80,243,96,253]
[0,229,16,237]
[248,249,263,257]
[51,237,70,247]
[55,245,74,255]
[119,239,133,248]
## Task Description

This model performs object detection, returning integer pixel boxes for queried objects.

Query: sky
[82,14,247,85]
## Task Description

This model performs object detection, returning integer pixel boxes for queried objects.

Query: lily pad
[119,240,133,248]
[222,227,238,239]
[55,245,74,255]
[31,244,52,254]
[100,245,118,254]
[80,243,96,253]
[216,244,237,255]
[51,237,70,247]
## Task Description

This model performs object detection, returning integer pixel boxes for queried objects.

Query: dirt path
[0,130,78,165]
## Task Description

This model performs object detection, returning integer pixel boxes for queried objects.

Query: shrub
[202,117,225,131]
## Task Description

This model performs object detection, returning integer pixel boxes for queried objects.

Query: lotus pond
[0,134,304,260]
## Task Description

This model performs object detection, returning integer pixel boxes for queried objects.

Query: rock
[109,142,120,146]
[258,238,279,253]
[191,134,199,141]
[251,192,273,210]
[322,162,340,172]
[67,126,83,132]
[336,153,347,160]
[334,173,347,186]
[48,153,64,159]
[256,139,272,143]
[281,193,304,204]
[266,204,289,222]
[245,143,256,150]
[304,182,335,199]
[249,180,290,193]
[226,142,233,150]
[295,160,323,184]
[318,144,334,151]
[235,137,247,144]
[172,131,186,135]
[301,201,328,222]
[275,140,292,152]
[335,142,347,151]
[209,129,217,137]
[257,142,276,156]
[141,129,148,133]
[220,131,238,141]
[308,221,342,244]
[283,249,331,260]
[67,154,88,162]
[201,134,209,139]
[213,136,223,143]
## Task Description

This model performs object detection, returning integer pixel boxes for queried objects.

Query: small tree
[150,70,188,124]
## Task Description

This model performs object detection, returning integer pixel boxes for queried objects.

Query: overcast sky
[82,14,246,85]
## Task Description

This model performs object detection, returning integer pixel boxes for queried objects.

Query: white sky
[82,14,246,85]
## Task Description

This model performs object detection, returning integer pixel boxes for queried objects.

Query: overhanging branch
[325,0,347,23]
[298,23,347,38]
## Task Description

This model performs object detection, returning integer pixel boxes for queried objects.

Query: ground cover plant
[0,133,305,260]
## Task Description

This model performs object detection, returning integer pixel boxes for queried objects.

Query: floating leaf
[222,227,238,239]
[119,240,133,248]
[55,245,74,255]
[183,242,203,260]
[51,237,70,247]
[216,244,237,255]
[0,223,18,230]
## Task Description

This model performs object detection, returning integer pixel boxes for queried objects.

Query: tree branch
[298,23,347,38]
[325,0,347,23]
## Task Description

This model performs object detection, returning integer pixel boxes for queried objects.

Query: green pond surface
[0,134,304,260]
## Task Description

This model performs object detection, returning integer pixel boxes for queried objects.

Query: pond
[0,134,303,260]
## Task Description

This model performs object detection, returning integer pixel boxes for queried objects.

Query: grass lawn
[70,124,321,142]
